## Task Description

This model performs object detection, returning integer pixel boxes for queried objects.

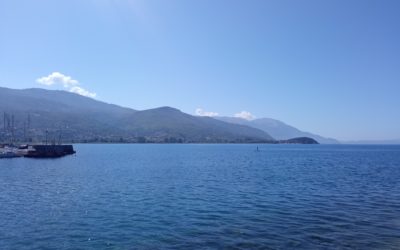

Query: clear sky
[1,0,399,141]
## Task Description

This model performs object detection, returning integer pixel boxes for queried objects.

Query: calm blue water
[1,144,400,249]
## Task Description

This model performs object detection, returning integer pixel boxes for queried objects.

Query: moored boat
[24,145,76,158]
[0,148,22,158]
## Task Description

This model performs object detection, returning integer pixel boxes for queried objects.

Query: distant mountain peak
[151,106,181,112]
[216,116,339,144]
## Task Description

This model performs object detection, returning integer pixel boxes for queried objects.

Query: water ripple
[1,144,400,249]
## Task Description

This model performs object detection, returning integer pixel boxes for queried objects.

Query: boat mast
[11,114,15,144]
[45,130,48,145]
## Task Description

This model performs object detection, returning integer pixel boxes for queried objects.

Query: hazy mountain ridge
[0,87,274,143]
[341,139,400,145]
[126,107,274,142]
[216,117,339,144]
[0,87,135,114]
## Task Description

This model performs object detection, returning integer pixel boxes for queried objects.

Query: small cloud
[234,111,255,120]
[36,72,96,98]
[195,108,219,117]
[36,72,78,87]
[70,86,97,98]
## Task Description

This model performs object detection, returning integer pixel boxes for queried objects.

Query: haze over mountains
[342,139,400,145]
[216,117,339,144]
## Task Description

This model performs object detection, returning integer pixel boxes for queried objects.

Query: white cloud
[69,86,97,98]
[234,111,255,120]
[36,72,96,98]
[195,108,219,117]
[36,72,78,87]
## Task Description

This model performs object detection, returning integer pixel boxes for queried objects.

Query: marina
[1,111,76,158]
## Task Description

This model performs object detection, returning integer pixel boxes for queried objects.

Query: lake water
[1,144,400,249]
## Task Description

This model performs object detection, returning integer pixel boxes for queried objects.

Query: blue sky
[1,0,399,141]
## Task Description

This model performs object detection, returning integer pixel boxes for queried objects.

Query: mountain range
[0,87,274,143]
[216,117,339,144]
[0,87,332,144]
